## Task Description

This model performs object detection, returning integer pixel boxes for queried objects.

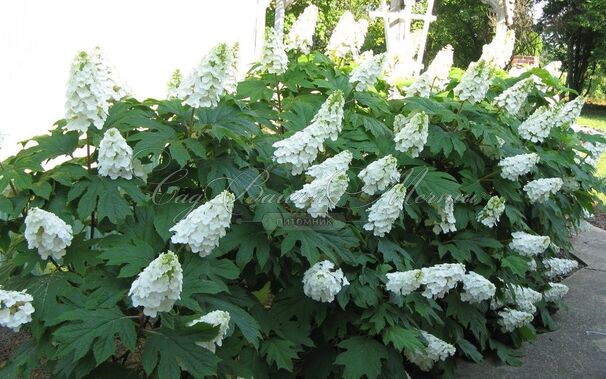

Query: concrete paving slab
[571,225,606,272]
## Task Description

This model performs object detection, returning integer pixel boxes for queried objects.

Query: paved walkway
[456,225,606,378]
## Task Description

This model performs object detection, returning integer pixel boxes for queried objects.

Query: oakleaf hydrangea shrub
[1,13,605,379]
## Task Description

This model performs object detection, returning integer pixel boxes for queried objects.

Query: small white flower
[90,46,130,101]
[553,97,584,127]
[358,155,400,195]
[523,178,563,203]
[428,196,457,234]
[543,283,569,302]
[97,128,133,180]
[170,191,235,257]
[306,150,353,179]
[260,27,288,75]
[167,69,182,99]
[504,284,543,313]
[518,106,556,143]
[302,260,349,303]
[404,331,456,371]
[509,231,551,257]
[177,43,239,109]
[576,142,606,167]
[498,308,534,332]
[420,263,466,299]
[542,258,578,279]
[286,4,319,54]
[364,183,407,237]
[528,258,537,271]
[498,153,540,181]
[129,251,183,317]
[189,310,230,352]
[394,112,429,158]
[385,269,423,296]
[349,53,387,91]
[407,45,454,97]
[454,60,492,104]
[460,272,496,304]
[477,196,506,228]
[24,208,73,261]
[494,78,535,116]
[0,289,35,332]
[326,11,368,61]
[480,28,516,69]
[290,172,349,218]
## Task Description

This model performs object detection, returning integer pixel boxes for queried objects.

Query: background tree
[512,0,542,57]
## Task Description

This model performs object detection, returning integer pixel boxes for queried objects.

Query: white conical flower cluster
[498,308,534,332]
[24,208,73,261]
[64,51,111,132]
[260,27,288,75]
[364,184,407,237]
[542,258,578,279]
[430,196,457,234]
[306,150,353,179]
[0,289,35,331]
[291,172,349,218]
[454,60,492,104]
[90,47,130,101]
[494,78,535,116]
[170,191,235,257]
[129,251,183,317]
[523,178,563,203]
[177,43,239,109]
[349,53,386,91]
[302,260,349,303]
[167,69,182,99]
[577,142,606,167]
[553,97,584,127]
[286,4,319,54]
[407,45,454,97]
[394,112,429,158]
[498,153,540,181]
[509,231,550,257]
[460,272,496,303]
[404,331,456,371]
[480,28,515,69]
[358,155,400,195]
[326,11,368,61]
[385,269,422,296]
[518,106,555,142]
[543,283,569,302]
[273,91,345,175]
[504,285,543,313]
[190,310,230,352]
[420,263,466,299]
[477,196,506,228]
[97,128,133,180]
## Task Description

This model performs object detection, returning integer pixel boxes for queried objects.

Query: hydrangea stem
[275,74,284,133]
[86,134,96,239]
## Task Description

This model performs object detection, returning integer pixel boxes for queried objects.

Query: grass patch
[577,105,606,206]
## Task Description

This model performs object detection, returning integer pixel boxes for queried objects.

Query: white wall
[0,0,267,160]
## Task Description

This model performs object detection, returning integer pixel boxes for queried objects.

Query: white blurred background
[0,0,268,160]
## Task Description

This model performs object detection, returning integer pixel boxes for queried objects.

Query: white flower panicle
[306,150,353,179]
[129,251,183,317]
[477,196,506,228]
[420,263,466,299]
[260,27,288,75]
[528,258,538,272]
[177,43,239,109]
[170,191,235,257]
[509,231,551,257]
[290,173,349,218]
[302,260,349,303]
[505,285,543,313]
[430,196,457,234]
[385,269,423,296]
[407,45,454,97]
[326,11,368,60]
[460,272,496,303]
[167,69,182,99]
[364,184,407,237]
[498,308,534,332]
[518,106,555,142]
[494,78,534,116]
[404,331,456,371]
[394,112,429,158]
[454,60,492,104]
[498,153,540,181]
[553,97,584,128]
[24,208,73,261]
[523,178,563,203]
[481,28,516,69]
[64,51,111,132]
[0,289,35,331]
[286,4,319,54]
[358,155,400,195]
[97,128,133,180]
[543,283,569,302]
[542,258,578,279]
[349,53,387,91]
[90,47,130,101]
[273,91,345,175]
[577,142,606,167]
[190,310,230,352]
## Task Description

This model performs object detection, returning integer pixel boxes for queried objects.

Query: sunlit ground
[577,109,606,207]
